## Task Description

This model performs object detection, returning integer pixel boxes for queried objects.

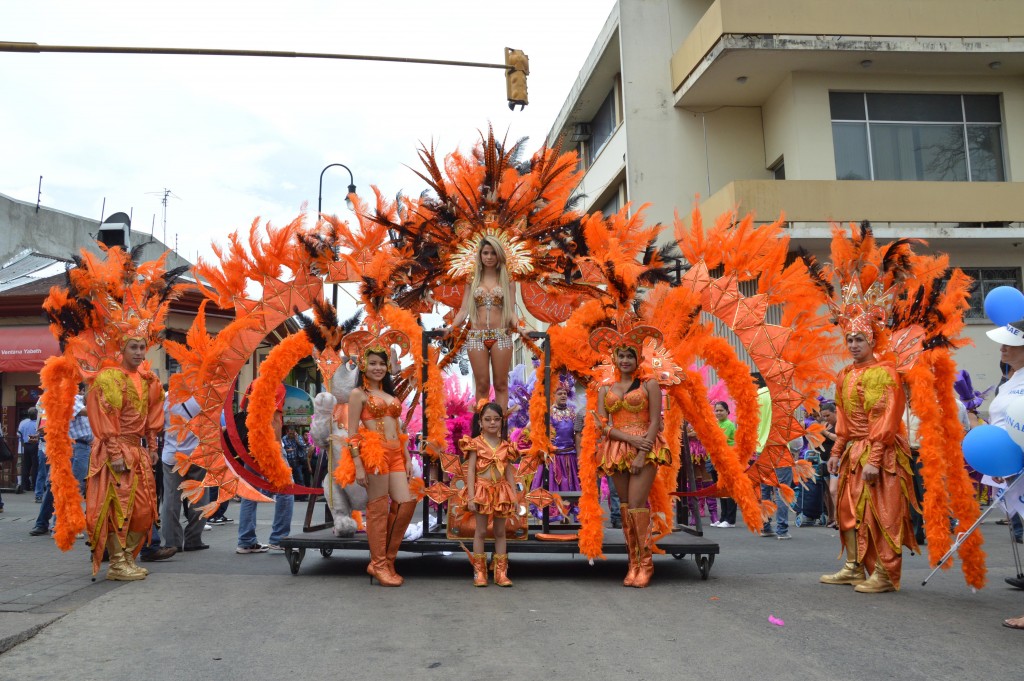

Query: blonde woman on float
[443,236,520,412]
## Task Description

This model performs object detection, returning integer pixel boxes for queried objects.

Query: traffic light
[505,47,529,110]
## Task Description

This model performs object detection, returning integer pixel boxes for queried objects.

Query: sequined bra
[361,394,402,421]
[605,386,650,430]
[473,285,504,308]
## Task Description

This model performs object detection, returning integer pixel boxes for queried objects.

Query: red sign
[520,282,583,324]
[0,326,60,372]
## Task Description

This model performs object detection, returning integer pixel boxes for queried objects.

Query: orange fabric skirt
[596,428,671,476]
[472,477,517,518]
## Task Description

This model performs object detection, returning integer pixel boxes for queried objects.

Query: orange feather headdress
[588,324,664,361]
[341,327,411,372]
[44,245,187,375]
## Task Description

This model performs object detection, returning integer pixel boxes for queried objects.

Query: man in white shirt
[159,396,208,553]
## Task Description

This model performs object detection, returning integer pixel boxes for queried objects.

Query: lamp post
[317,163,357,309]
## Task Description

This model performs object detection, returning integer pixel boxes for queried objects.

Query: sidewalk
[0,489,297,653]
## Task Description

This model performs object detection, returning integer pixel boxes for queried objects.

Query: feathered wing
[675,207,840,514]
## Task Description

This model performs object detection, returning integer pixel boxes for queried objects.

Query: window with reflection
[830,92,1004,182]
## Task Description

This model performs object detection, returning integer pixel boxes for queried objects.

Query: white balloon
[1004,396,1024,449]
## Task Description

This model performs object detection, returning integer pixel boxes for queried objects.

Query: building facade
[547,0,1024,399]
[0,192,307,489]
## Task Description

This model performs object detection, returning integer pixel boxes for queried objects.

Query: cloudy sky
[1,0,615,266]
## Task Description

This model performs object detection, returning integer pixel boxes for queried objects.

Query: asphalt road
[1,491,1022,681]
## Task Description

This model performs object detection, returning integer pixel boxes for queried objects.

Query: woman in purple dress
[530,377,582,522]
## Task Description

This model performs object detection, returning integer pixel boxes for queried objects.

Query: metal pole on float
[527,331,551,534]
[421,329,441,536]
[921,473,1024,586]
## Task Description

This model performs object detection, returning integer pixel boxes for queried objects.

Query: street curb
[0,612,65,654]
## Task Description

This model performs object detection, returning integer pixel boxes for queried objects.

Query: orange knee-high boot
[385,500,417,586]
[493,553,513,587]
[620,503,638,587]
[630,507,654,588]
[470,552,489,586]
[365,496,401,586]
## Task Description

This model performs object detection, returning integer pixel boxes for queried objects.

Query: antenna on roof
[145,188,180,246]
[36,176,42,213]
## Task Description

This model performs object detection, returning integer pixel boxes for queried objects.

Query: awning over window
[0,326,60,373]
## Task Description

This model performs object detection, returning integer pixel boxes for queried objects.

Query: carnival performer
[345,334,416,587]
[530,376,581,522]
[592,332,671,588]
[820,329,918,593]
[817,221,982,591]
[443,236,520,411]
[463,401,517,587]
[82,337,165,580]
[40,246,184,578]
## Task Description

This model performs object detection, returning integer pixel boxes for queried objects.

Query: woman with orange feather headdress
[553,201,840,585]
[370,127,600,413]
[42,245,187,581]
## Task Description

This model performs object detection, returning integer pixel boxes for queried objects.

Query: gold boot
[493,553,513,587]
[820,529,865,585]
[471,552,489,587]
[620,503,637,587]
[854,562,896,593]
[105,535,145,581]
[125,531,150,576]
[630,508,654,588]
[384,500,416,586]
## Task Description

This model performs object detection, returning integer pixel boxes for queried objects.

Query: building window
[955,267,1021,319]
[587,90,618,165]
[830,93,1005,182]
[600,184,623,215]
[770,157,785,180]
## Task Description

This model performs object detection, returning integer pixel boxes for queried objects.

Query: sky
[1,0,616,268]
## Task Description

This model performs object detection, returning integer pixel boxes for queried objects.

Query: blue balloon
[962,424,1024,477]
[983,286,1024,326]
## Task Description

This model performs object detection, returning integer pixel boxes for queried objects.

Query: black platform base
[277,526,719,579]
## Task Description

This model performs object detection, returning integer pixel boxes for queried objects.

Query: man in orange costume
[821,325,918,593]
[87,336,164,581]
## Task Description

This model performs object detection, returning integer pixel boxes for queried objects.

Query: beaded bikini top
[361,393,402,421]
[473,285,503,308]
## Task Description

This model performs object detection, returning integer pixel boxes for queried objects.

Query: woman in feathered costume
[442,234,519,410]
[530,372,582,522]
[371,128,599,413]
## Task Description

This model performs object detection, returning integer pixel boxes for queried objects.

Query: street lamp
[317,163,357,308]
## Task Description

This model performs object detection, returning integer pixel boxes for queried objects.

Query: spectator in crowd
[283,426,309,488]
[159,394,208,553]
[237,383,293,554]
[818,402,838,528]
[981,320,1024,628]
[711,401,739,528]
[16,407,39,498]
[754,373,791,541]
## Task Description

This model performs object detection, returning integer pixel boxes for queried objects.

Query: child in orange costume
[463,401,517,587]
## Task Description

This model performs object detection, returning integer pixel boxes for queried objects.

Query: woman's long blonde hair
[459,235,514,329]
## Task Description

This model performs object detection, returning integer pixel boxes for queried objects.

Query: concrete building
[547,0,1024,398]
[0,192,305,489]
